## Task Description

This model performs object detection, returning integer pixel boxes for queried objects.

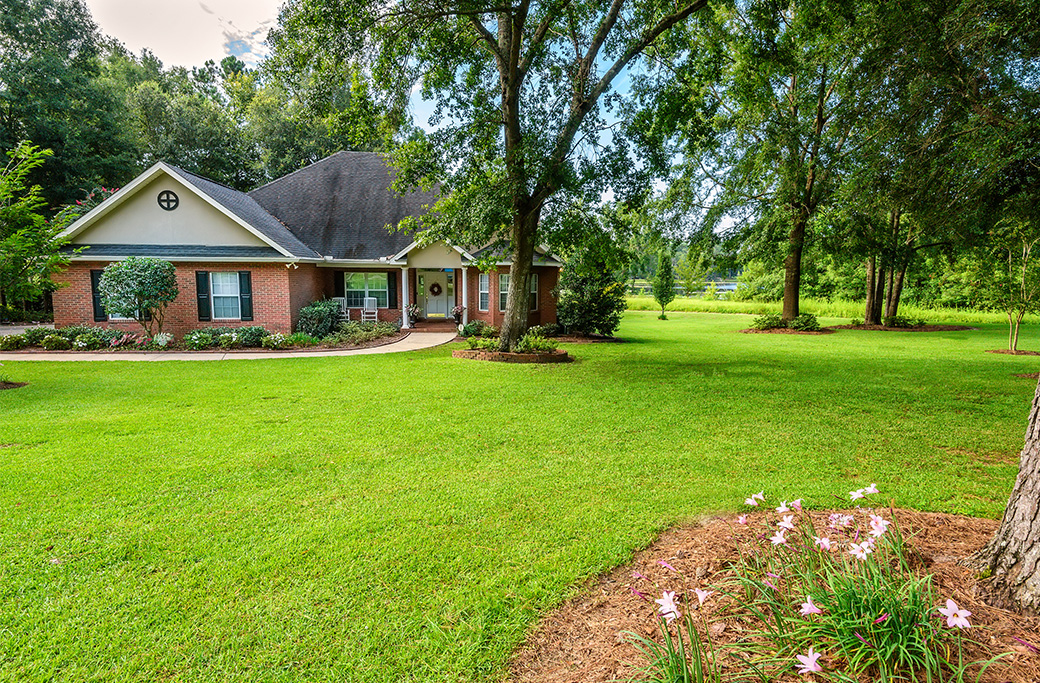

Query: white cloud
[84,0,281,69]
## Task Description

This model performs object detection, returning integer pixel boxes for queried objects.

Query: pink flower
[849,542,872,560]
[737,514,748,525]
[938,599,971,629]
[813,536,832,551]
[745,491,764,506]
[864,483,879,495]
[694,589,713,605]
[791,498,803,511]
[763,577,778,591]
[658,559,677,573]
[656,590,681,623]
[873,613,890,624]
[778,515,796,531]
[800,596,823,616]
[868,514,890,537]
[632,571,646,581]
[744,496,759,506]
[776,501,790,513]
[630,587,648,601]
[770,529,788,545]
[795,646,823,674]
[850,489,866,501]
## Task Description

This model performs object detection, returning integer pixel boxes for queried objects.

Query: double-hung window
[210,272,241,319]
[499,273,510,311]
[345,272,389,308]
[529,273,538,311]
[478,273,490,311]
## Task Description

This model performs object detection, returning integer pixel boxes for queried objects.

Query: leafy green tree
[0,142,70,320]
[676,249,708,298]
[653,249,675,319]
[970,220,1040,352]
[272,0,712,350]
[556,236,629,337]
[97,257,179,336]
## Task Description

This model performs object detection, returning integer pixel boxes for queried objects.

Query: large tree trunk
[782,215,807,321]
[885,260,908,319]
[865,254,886,326]
[499,209,539,351]
[864,256,876,324]
[977,378,1040,615]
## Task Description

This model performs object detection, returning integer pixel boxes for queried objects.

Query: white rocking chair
[361,297,378,323]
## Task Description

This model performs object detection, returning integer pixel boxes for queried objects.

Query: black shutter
[90,270,106,322]
[387,270,397,309]
[238,271,253,321]
[196,271,211,321]
[142,307,152,321]
[334,272,345,297]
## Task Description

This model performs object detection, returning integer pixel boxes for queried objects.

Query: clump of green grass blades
[625,596,721,683]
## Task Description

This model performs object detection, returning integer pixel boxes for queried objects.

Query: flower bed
[452,349,572,363]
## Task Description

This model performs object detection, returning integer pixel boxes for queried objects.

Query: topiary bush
[751,313,786,330]
[789,313,821,331]
[41,334,71,350]
[297,300,342,338]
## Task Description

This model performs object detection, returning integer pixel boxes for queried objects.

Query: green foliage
[466,336,499,351]
[217,333,240,350]
[527,322,561,338]
[883,316,925,329]
[325,320,400,346]
[460,320,490,338]
[261,333,291,350]
[297,300,342,339]
[652,250,675,318]
[72,328,121,350]
[20,327,51,346]
[182,330,214,351]
[285,332,318,347]
[0,334,26,351]
[557,238,629,336]
[97,257,178,335]
[228,326,269,347]
[40,333,70,350]
[54,325,99,342]
[625,605,720,683]
[514,332,558,354]
[701,282,719,301]
[789,314,821,332]
[751,314,786,330]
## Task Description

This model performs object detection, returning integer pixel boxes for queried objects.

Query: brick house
[54,152,561,337]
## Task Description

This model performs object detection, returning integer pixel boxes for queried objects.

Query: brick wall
[464,265,558,327]
[53,261,295,337]
[288,265,329,331]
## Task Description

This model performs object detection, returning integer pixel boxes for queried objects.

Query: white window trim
[499,273,510,312]
[210,271,242,321]
[345,272,390,309]
[478,273,489,312]
[530,272,539,311]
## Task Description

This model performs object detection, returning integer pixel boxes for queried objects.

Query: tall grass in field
[625,295,1022,325]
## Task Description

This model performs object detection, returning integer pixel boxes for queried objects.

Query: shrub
[217,332,240,349]
[789,313,821,331]
[183,330,215,350]
[152,332,173,348]
[109,333,141,349]
[232,326,269,347]
[286,332,318,347]
[55,325,97,342]
[884,315,925,328]
[466,336,499,350]
[0,334,26,350]
[460,320,488,337]
[261,333,291,350]
[73,328,120,350]
[751,313,786,330]
[21,327,51,346]
[557,238,629,336]
[515,332,558,353]
[97,257,178,335]
[850,318,863,327]
[327,320,400,346]
[41,334,71,350]
[297,299,341,338]
[480,324,499,338]
[653,249,676,319]
[528,322,561,337]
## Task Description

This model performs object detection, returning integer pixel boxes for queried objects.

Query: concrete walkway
[0,331,458,362]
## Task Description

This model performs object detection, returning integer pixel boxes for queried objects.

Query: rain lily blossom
[658,559,678,573]
[864,483,879,494]
[694,589,713,606]
[655,591,681,622]
[874,613,890,625]
[795,647,823,674]
[753,491,765,502]
[813,536,832,551]
[850,489,866,501]
[938,599,972,629]
[737,514,748,525]
[849,542,872,560]
[776,501,791,513]
[800,596,823,616]
[778,515,796,531]
[791,498,803,511]
[869,515,891,537]
[770,529,788,545]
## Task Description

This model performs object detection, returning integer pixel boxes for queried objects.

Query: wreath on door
[429,282,443,296]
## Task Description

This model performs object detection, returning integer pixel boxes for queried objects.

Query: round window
[157,190,179,211]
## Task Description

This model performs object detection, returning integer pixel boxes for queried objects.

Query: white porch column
[461,266,469,325]
[400,267,411,329]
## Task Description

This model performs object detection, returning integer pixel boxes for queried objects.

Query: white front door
[424,271,448,317]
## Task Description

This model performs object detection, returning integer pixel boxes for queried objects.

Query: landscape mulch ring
[739,328,837,335]
[0,381,27,390]
[830,324,978,332]
[987,349,1040,357]
[510,509,1040,683]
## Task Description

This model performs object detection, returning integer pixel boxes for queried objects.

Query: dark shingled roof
[468,242,562,265]
[248,151,439,260]
[63,244,285,259]
[166,165,322,260]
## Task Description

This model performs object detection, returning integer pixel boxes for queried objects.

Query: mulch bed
[452,348,572,363]
[1014,373,1040,379]
[830,324,978,332]
[0,331,410,354]
[0,381,28,390]
[987,350,1040,357]
[510,509,1040,683]
[740,328,837,335]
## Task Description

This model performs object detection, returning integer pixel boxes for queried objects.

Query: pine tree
[653,249,675,319]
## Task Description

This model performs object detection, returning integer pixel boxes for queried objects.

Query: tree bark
[865,254,886,326]
[864,256,876,324]
[977,378,1040,615]
[782,214,807,321]
[499,209,539,351]
[885,260,908,319]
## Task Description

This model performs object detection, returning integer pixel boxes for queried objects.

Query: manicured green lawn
[0,311,1034,681]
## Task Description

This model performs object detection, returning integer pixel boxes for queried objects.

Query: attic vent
[157,190,179,211]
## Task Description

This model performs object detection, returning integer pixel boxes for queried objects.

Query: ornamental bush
[183,330,214,350]
[789,313,821,331]
[883,315,925,328]
[21,327,51,346]
[515,331,558,353]
[261,333,291,349]
[297,299,341,338]
[41,334,71,350]
[556,239,628,336]
[97,257,179,336]
[73,328,120,350]
[751,313,786,330]
[0,334,26,350]
[466,336,499,350]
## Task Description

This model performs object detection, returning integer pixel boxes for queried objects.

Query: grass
[0,311,1035,682]
[625,295,1027,325]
